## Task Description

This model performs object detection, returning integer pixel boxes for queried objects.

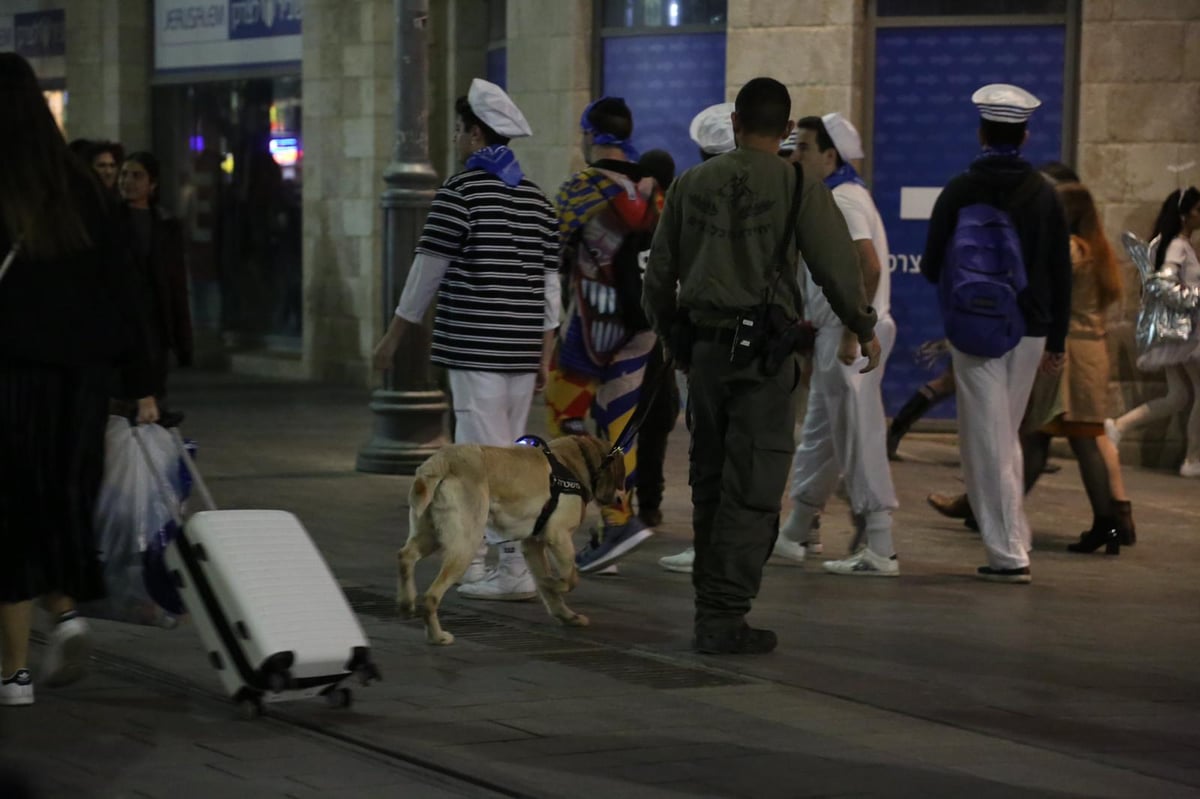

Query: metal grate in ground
[342,586,749,689]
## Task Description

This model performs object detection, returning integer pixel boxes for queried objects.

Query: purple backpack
[939,173,1041,358]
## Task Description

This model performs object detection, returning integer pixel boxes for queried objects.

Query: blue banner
[872,25,1065,418]
[602,33,726,176]
[14,9,66,58]
[228,0,302,40]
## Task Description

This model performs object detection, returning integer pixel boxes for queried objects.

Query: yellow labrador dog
[397,434,624,645]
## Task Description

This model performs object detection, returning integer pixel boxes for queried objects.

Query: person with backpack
[544,97,663,575]
[769,113,900,576]
[920,84,1072,584]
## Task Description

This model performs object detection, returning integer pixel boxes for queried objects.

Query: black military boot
[1114,500,1136,546]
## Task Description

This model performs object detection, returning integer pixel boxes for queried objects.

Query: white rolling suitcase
[136,422,379,718]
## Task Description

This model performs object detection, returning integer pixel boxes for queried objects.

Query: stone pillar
[302,0,396,386]
[1078,0,1200,468]
[726,0,865,123]
[62,0,151,148]
[504,0,593,193]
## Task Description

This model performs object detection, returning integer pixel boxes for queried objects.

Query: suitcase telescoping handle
[129,421,218,524]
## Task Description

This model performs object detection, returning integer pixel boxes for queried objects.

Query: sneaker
[456,565,536,601]
[770,536,806,564]
[42,613,91,688]
[693,624,777,655]
[576,518,654,574]
[1104,418,1122,446]
[458,543,488,585]
[0,669,33,706]
[823,548,899,577]
[594,564,621,576]
[976,565,1032,584]
[1180,460,1200,478]
[658,547,694,573]
[927,492,970,519]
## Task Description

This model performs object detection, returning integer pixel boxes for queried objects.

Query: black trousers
[687,341,797,632]
[634,342,680,511]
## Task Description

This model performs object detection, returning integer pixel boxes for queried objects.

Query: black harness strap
[518,436,589,538]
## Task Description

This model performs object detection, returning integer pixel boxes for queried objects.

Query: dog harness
[515,436,590,538]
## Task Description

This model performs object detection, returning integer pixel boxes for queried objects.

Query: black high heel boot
[1114,500,1136,546]
[1068,518,1120,555]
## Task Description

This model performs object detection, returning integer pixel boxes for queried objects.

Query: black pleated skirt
[0,362,109,603]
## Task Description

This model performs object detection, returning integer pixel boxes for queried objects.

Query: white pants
[789,316,899,519]
[448,370,538,545]
[951,337,1044,570]
[448,370,537,447]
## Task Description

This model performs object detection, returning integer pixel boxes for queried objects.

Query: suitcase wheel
[237,697,263,721]
[324,687,352,709]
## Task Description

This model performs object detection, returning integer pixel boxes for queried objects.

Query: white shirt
[802,181,891,328]
[1164,236,1200,288]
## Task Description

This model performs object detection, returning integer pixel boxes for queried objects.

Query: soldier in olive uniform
[643,78,879,655]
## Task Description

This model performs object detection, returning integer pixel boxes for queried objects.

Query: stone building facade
[3,0,1197,466]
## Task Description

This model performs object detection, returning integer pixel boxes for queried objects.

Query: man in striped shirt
[373,79,561,601]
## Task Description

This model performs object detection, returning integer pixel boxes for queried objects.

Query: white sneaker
[1181,460,1200,478]
[823,548,899,577]
[1104,418,1122,446]
[459,558,488,585]
[658,548,694,573]
[594,564,621,576]
[771,537,806,564]
[42,614,91,687]
[0,669,33,706]
[456,564,536,601]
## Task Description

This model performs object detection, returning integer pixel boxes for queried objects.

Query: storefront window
[875,0,1066,15]
[153,77,303,350]
[602,0,727,29]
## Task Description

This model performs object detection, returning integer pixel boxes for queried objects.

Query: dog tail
[409,458,450,520]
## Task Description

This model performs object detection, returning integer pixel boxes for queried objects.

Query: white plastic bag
[81,417,183,628]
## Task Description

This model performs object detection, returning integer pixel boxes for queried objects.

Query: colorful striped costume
[548,165,660,527]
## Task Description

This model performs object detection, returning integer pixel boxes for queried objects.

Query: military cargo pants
[687,339,797,633]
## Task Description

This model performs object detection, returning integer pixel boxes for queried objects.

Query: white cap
[971,83,1041,124]
[467,78,532,138]
[820,112,864,161]
[689,102,736,155]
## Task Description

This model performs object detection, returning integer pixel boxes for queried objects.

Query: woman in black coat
[0,53,158,706]
[118,151,193,401]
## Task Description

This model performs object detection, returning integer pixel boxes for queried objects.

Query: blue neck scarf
[466,145,524,187]
[975,144,1022,163]
[824,162,866,190]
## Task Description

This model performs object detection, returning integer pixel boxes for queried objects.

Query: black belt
[694,326,736,345]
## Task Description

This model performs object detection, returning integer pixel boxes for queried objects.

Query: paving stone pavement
[2,370,1198,798]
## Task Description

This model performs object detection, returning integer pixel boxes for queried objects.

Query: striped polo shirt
[416,168,559,371]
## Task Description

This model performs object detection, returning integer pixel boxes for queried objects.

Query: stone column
[504,0,593,192]
[726,0,865,123]
[63,0,151,148]
[1078,0,1200,468]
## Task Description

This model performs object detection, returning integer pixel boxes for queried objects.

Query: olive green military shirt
[642,148,877,344]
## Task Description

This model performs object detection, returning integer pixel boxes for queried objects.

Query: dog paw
[396,599,416,618]
[428,631,455,646]
[562,613,589,628]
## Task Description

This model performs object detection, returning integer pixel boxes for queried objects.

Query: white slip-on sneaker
[658,547,694,574]
[771,537,806,564]
[822,548,899,577]
[0,669,34,706]
[456,564,536,601]
[42,614,91,688]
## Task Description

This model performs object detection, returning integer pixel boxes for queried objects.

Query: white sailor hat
[689,102,736,155]
[820,112,864,161]
[971,83,1041,124]
[467,78,532,138]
